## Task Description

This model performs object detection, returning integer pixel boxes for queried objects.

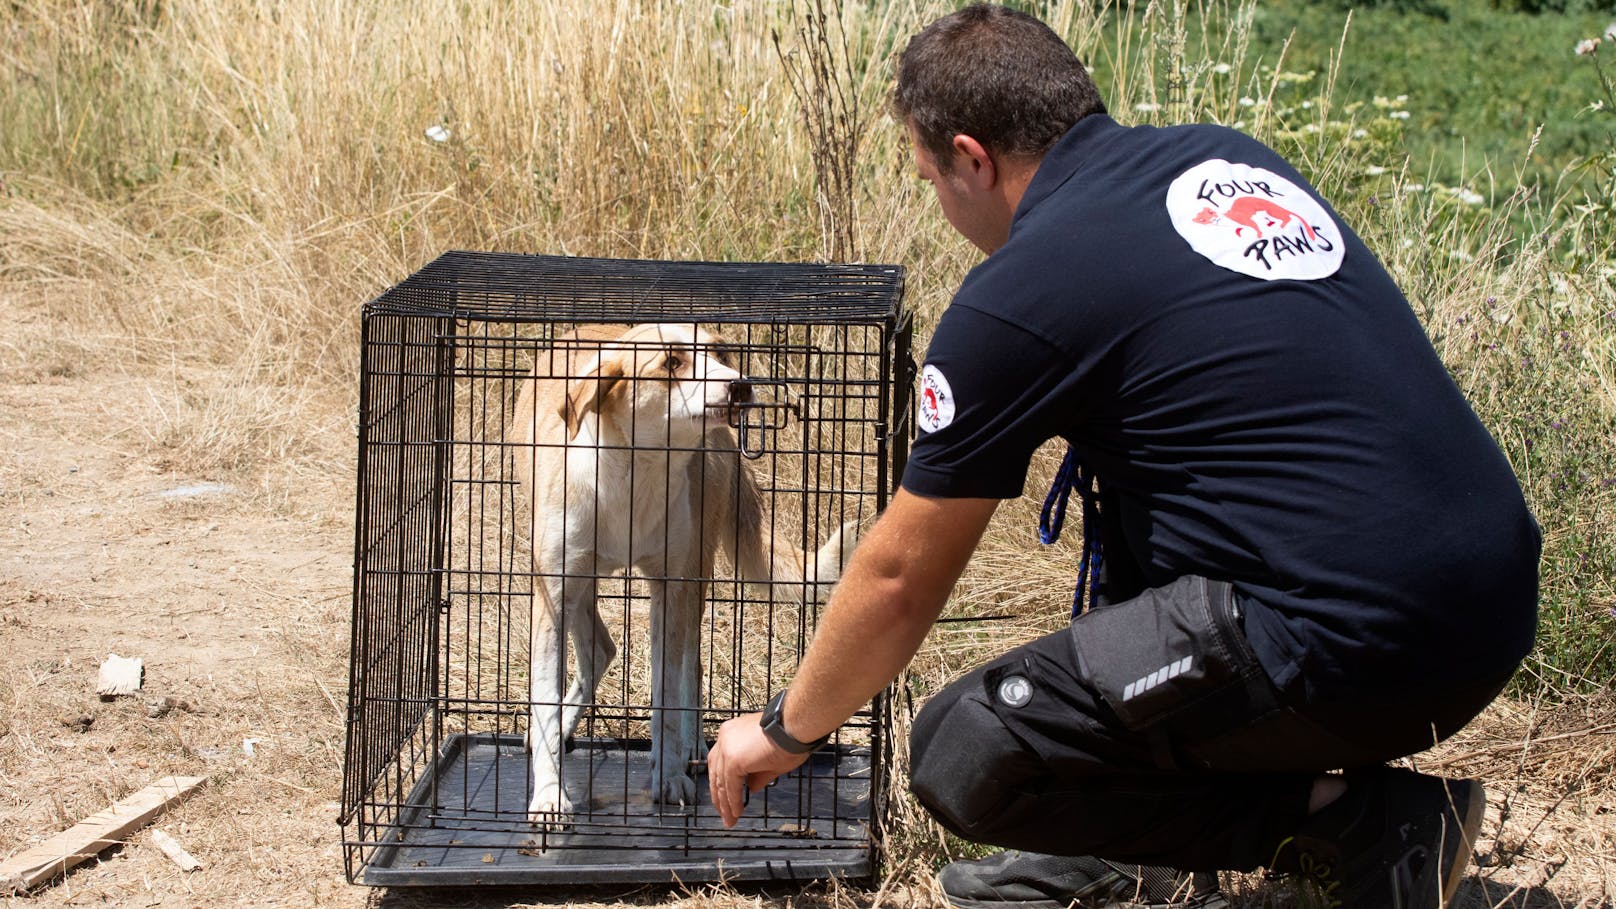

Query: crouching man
[708,6,1539,907]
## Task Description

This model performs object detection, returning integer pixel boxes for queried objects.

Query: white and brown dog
[511,323,855,819]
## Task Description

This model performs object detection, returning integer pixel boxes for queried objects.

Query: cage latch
[727,380,799,460]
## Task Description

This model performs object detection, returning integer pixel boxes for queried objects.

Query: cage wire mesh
[341,251,910,887]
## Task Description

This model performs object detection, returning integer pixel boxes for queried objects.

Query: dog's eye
[663,354,684,373]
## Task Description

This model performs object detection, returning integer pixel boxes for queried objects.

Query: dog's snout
[727,380,754,405]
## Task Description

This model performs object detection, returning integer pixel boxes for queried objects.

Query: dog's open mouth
[707,402,742,426]
[707,379,756,427]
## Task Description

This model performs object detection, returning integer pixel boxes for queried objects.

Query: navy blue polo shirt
[902,114,1539,700]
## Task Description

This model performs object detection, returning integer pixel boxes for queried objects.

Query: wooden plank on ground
[0,775,207,894]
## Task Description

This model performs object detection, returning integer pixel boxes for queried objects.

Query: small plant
[1556,27,1616,275]
[774,0,867,263]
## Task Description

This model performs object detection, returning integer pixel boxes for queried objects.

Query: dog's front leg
[669,578,708,787]
[648,578,706,809]
[526,576,575,821]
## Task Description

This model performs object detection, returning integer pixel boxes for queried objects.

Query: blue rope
[1038,445,1103,619]
[1037,449,1076,545]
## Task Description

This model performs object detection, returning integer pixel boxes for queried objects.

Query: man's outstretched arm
[707,488,999,827]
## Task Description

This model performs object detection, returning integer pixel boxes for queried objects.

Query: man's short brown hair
[893,4,1105,171]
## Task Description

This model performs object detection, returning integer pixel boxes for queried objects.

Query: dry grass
[1,0,1613,905]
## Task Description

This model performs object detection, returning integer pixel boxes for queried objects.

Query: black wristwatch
[759,690,831,754]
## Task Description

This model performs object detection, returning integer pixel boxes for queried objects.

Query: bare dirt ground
[2,288,1613,908]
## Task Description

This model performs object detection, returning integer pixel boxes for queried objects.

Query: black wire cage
[340,251,911,887]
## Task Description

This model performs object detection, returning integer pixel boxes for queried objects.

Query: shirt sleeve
[900,303,1079,499]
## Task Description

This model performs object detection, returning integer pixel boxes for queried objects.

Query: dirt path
[0,294,366,907]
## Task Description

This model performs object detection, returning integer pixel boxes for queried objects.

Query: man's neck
[1000,156,1041,215]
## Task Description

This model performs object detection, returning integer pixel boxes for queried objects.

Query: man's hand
[705,491,998,827]
[706,711,810,827]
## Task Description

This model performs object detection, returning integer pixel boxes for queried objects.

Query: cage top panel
[365,251,905,325]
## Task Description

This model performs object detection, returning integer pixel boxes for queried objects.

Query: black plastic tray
[359,733,875,886]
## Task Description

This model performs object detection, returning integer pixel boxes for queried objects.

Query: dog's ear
[560,355,626,440]
[693,327,739,369]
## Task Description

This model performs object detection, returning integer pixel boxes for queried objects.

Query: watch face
[762,691,817,753]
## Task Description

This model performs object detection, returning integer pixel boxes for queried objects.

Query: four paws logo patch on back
[1167,159,1344,281]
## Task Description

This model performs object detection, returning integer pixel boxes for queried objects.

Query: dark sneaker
[937,850,1227,908]
[1268,767,1485,908]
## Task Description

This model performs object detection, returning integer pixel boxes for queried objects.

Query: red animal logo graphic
[918,364,955,432]
[1193,196,1317,240]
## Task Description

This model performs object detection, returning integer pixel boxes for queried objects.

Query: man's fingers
[707,713,785,828]
[716,774,763,827]
[707,748,728,826]
[726,776,745,827]
[711,764,738,827]
[708,742,745,828]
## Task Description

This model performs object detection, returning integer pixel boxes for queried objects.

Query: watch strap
[760,690,831,754]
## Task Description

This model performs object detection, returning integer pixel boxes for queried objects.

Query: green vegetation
[1250,0,1616,189]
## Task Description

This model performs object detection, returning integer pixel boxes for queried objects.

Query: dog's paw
[809,518,864,593]
[526,785,574,826]
[653,771,698,809]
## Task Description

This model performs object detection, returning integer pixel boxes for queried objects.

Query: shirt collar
[1011,113,1128,228]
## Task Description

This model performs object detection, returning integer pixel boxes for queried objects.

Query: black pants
[908,576,1510,872]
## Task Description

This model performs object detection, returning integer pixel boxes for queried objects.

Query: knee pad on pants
[909,672,1043,842]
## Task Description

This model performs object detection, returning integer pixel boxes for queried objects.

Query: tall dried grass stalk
[775,0,867,262]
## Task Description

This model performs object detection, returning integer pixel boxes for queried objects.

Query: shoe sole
[943,897,1072,909]
[945,893,1227,909]
[1439,779,1486,907]
[943,892,1202,899]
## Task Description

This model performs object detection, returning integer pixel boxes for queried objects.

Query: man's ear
[950,133,997,190]
[560,355,626,440]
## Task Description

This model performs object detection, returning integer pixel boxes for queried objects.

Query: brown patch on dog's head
[556,324,745,442]
[560,356,627,440]
[617,324,704,378]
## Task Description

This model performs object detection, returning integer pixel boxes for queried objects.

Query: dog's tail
[703,446,859,602]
